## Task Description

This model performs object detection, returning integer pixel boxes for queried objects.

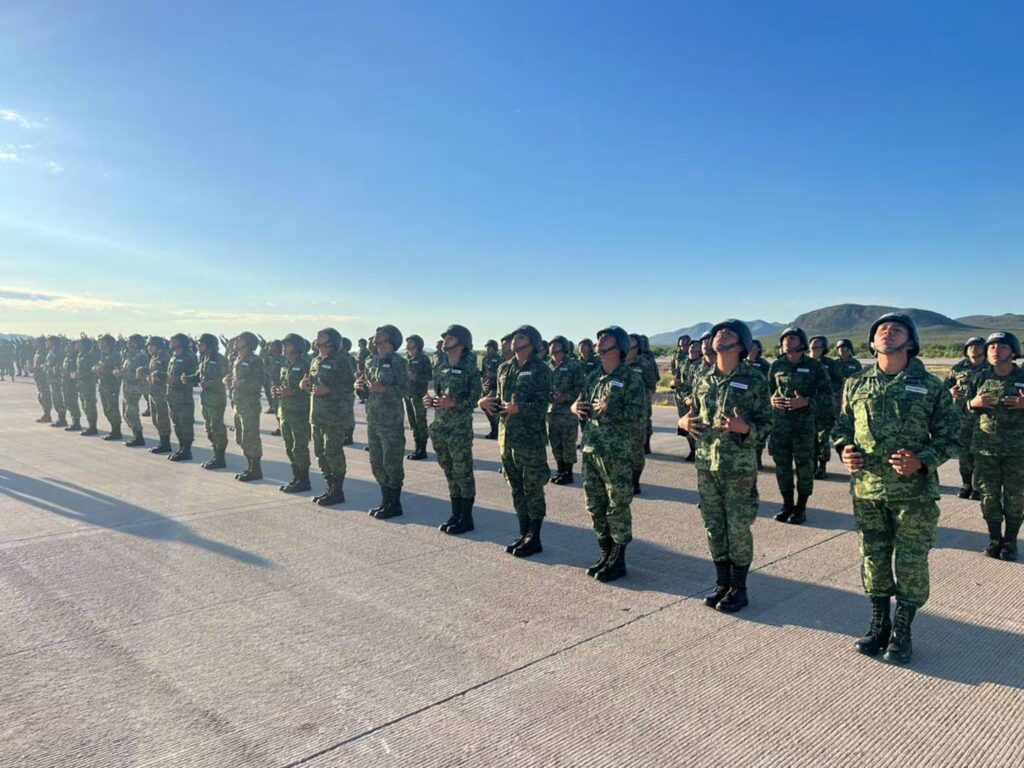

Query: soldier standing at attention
[671,335,691,384]
[274,334,312,492]
[945,336,989,499]
[432,339,446,372]
[193,334,229,470]
[356,325,409,519]
[676,338,704,462]
[46,336,68,428]
[808,335,844,480]
[680,320,771,611]
[747,339,771,470]
[428,324,482,535]
[578,338,601,380]
[119,335,149,447]
[965,332,1024,560]
[403,334,432,460]
[572,326,646,582]
[302,328,351,506]
[834,338,863,382]
[832,313,958,664]
[769,327,831,525]
[32,337,52,423]
[547,335,584,485]
[145,336,173,453]
[480,339,502,440]
[165,333,198,461]
[638,335,659,455]
[625,334,651,494]
[95,334,123,441]
[356,338,370,404]
[339,337,359,445]
[230,332,264,482]
[75,337,100,436]
[480,325,552,557]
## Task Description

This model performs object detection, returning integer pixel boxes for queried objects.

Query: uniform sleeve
[831,378,856,454]
[745,374,772,446]
[809,361,832,407]
[611,371,647,423]
[914,385,960,471]
[519,362,551,420]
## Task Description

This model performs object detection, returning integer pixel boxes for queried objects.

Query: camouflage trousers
[974,454,1024,527]
[78,381,98,426]
[814,412,835,464]
[63,380,80,420]
[149,393,170,437]
[853,497,940,608]
[697,467,759,567]
[547,410,579,465]
[430,413,475,498]
[958,417,978,484]
[500,438,547,522]
[280,410,311,470]
[36,378,52,416]
[99,385,121,432]
[630,423,646,473]
[122,389,143,432]
[486,409,499,435]
[404,396,429,448]
[340,399,355,442]
[368,411,406,489]
[582,451,633,544]
[770,415,815,496]
[312,421,347,481]
[202,397,228,455]
[49,380,65,418]
[167,396,195,444]
[233,398,262,459]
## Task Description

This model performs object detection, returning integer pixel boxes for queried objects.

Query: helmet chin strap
[442,342,459,352]
[715,341,742,352]
[513,341,532,354]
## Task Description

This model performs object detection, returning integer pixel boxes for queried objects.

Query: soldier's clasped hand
[840,444,864,472]
[718,407,749,435]
[889,448,923,476]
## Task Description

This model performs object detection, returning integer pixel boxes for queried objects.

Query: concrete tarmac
[0,379,1021,767]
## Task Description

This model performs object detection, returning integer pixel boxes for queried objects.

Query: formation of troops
[10,312,1024,666]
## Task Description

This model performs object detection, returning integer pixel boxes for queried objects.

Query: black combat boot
[775,490,795,522]
[957,470,973,499]
[51,416,68,428]
[123,429,145,447]
[704,560,732,608]
[236,457,263,482]
[316,476,345,506]
[440,497,461,533]
[102,427,123,441]
[595,541,627,582]
[150,435,172,454]
[883,602,916,664]
[505,517,530,553]
[65,420,82,432]
[788,493,809,525]
[716,563,750,613]
[512,518,543,558]
[644,435,652,455]
[279,464,298,491]
[685,436,696,462]
[969,488,981,501]
[558,463,575,485]
[1001,522,1020,561]
[169,440,192,461]
[369,487,388,517]
[854,596,892,656]
[81,422,99,436]
[485,425,498,439]
[36,414,52,423]
[586,537,613,577]
[142,406,150,417]
[312,474,333,504]
[406,442,428,460]
[201,450,226,470]
[813,460,827,480]
[283,465,311,493]
[549,461,564,484]
[375,487,403,519]
[632,469,642,496]
[984,520,1004,558]
[447,497,475,535]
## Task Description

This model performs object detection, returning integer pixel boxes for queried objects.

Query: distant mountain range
[650,305,1024,347]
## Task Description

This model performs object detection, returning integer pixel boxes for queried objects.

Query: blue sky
[1,1,1021,341]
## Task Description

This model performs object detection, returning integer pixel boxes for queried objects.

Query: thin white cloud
[0,151,18,162]
[1,109,38,129]
[46,160,64,175]
[0,287,132,312]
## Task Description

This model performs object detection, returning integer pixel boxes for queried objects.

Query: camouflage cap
[985,331,1021,359]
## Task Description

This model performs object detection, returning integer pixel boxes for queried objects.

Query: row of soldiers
[0,336,35,380]
[23,317,1024,665]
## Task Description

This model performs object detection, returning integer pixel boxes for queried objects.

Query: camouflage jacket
[230,352,264,407]
[581,364,647,461]
[966,363,1024,455]
[480,352,502,396]
[818,356,845,411]
[691,361,772,473]
[96,350,121,392]
[836,357,863,382]
[147,350,170,396]
[832,357,959,501]
[671,349,688,379]
[32,349,48,384]
[944,358,990,416]
[121,349,150,394]
[360,350,408,422]
[46,348,65,380]
[195,352,228,404]
[579,354,602,381]
[549,357,584,414]
[432,351,482,434]
[405,351,433,398]
[747,357,771,378]
[309,351,354,426]
[277,355,310,417]
[165,351,198,402]
[496,353,552,448]
[638,353,660,395]
[768,353,832,421]
[75,347,100,386]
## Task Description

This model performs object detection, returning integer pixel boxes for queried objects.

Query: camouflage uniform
[230,352,264,460]
[547,354,585,471]
[747,355,772,461]
[837,357,863,383]
[832,357,959,608]
[360,350,409,493]
[430,350,482,498]
[944,358,989,491]
[147,347,172,444]
[197,351,229,459]
[310,349,353,486]
[120,345,149,438]
[75,341,100,431]
[46,343,67,424]
[278,354,311,473]
[404,348,433,455]
[813,355,844,467]
[96,344,122,436]
[497,352,552,525]
[480,349,503,438]
[165,347,198,449]
[768,354,831,500]
[627,357,650,476]
[32,344,52,421]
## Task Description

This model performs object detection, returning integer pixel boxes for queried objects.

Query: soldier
[192,334,229,469]
[432,338,446,372]
[428,324,482,535]
[0,338,13,380]
[671,335,691,383]
[339,337,358,445]
[768,327,831,524]
[638,335,659,455]
[31,337,52,423]
[808,335,844,480]
[75,336,100,436]
[832,313,958,664]
[229,331,264,481]
[480,339,502,440]
[547,335,584,485]
[273,333,312,492]
[747,339,771,470]
[834,338,863,382]
[95,334,123,441]
[301,327,352,506]
[164,333,198,461]
[945,336,989,499]
[572,326,646,582]
[60,338,83,431]
[356,338,370,404]
[45,335,68,428]
[680,320,771,611]
[626,334,653,493]
[258,337,282,416]
[965,332,1024,560]
[403,334,432,460]
[145,336,173,453]
[355,325,408,518]
[675,338,704,461]
[480,325,552,557]
[578,338,601,380]
[699,330,715,369]
[119,334,149,447]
